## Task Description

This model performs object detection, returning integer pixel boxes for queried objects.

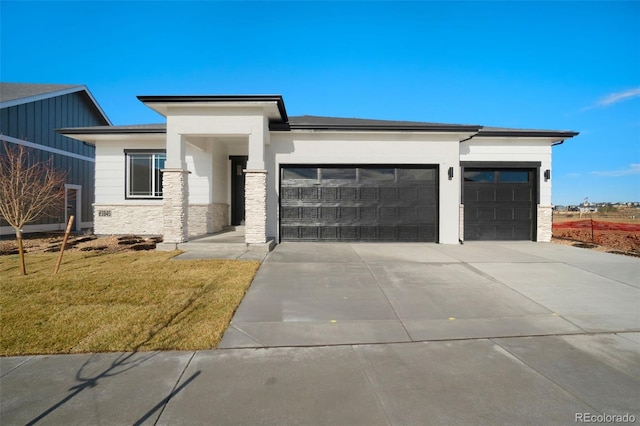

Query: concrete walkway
[2,242,639,425]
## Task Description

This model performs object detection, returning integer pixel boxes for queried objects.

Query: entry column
[162,132,189,244]
[244,169,267,244]
[244,122,268,244]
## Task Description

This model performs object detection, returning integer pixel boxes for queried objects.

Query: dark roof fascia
[477,129,579,138]
[271,122,482,132]
[57,124,166,135]
[137,94,288,123]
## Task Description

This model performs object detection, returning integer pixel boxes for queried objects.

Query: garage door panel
[360,187,378,199]
[301,188,318,199]
[514,190,532,202]
[281,166,438,242]
[398,207,417,221]
[340,187,357,200]
[302,207,318,218]
[496,189,514,202]
[496,208,514,220]
[282,188,299,199]
[464,168,534,241]
[478,190,496,202]
[515,208,532,220]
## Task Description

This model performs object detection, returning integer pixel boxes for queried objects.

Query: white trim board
[1,134,95,163]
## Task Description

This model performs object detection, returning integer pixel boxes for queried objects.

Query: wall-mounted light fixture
[448,167,454,180]
[544,169,551,181]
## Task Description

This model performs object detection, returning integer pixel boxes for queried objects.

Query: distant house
[0,83,111,235]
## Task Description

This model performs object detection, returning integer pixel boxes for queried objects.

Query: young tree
[0,141,67,275]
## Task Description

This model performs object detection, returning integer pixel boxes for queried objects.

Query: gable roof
[0,82,111,125]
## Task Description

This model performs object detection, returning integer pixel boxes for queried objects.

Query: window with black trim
[126,151,166,198]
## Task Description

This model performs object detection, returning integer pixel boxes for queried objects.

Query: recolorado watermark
[575,413,636,423]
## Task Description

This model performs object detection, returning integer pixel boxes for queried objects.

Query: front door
[230,156,247,226]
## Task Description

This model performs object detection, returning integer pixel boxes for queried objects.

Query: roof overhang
[137,95,288,124]
[272,122,482,133]
[58,124,166,144]
[477,129,579,138]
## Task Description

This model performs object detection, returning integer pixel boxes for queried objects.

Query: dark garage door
[464,168,535,241]
[280,166,438,242]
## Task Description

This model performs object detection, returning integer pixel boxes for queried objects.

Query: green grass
[0,251,260,356]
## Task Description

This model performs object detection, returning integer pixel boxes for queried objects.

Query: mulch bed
[0,233,163,256]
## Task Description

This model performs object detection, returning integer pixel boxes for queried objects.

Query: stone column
[162,169,190,244]
[244,169,267,244]
[537,204,553,242]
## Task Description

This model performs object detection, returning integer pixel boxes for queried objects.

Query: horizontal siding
[95,140,164,204]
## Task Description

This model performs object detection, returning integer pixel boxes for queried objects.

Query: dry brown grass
[0,251,260,356]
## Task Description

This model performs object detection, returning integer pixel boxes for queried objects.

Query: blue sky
[1,1,638,205]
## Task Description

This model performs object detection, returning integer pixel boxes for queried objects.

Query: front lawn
[0,251,260,356]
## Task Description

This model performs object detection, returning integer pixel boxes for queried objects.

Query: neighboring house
[60,94,578,247]
[0,83,111,235]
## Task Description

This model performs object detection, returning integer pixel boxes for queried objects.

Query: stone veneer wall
[459,204,464,242]
[188,203,229,235]
[212,203,229,233]
[93,204,163,235]
[162,169,189,243]
[537,204,553,242]
[244,170,267,244]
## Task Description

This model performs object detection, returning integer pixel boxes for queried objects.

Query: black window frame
[124,149,166,200]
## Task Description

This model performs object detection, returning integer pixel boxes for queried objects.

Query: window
[126,151,166,198]
[499,170,530,183]
[321,168,356,180]
[360,168,395,181]
[283,167,318,180]
[464,170,495,182]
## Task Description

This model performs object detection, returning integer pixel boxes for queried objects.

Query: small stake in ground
[54,215,74,275]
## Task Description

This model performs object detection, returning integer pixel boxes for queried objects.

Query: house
[0,83,111,235]
[59,94,578,248]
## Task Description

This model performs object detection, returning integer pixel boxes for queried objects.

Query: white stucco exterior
[61,94,577,247]
[268,131,465,244]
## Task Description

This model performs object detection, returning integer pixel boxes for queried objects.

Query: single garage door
[280,166,438,242]
[463,168,535,240]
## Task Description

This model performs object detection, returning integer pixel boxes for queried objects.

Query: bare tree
[0,141,67,275]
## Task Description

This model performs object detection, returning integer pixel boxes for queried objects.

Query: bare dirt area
[553,208,640,257]
[0,233,162,256]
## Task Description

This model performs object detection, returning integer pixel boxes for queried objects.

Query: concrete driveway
[220,242,640,348]
[2,242,639,425]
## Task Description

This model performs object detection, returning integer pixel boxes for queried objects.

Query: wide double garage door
[280,166,438,242]
[463,168,535,240]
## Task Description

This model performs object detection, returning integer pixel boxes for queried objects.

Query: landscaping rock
[130,243,156,251]
[73,235,97,244]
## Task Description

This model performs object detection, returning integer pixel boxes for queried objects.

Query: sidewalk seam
[151,351,197,426]
[490,338,603,414]
[351,244,414,342]
[352,346,393,426]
